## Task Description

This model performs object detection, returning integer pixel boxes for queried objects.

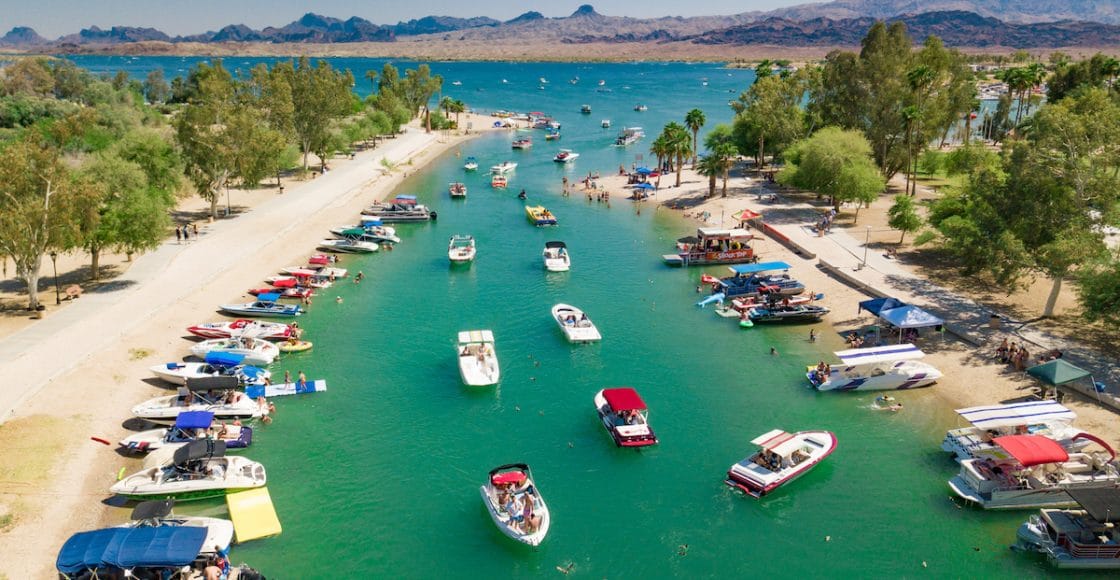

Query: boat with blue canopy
[119,410,254,453]
[148,351,270,386]
[57,526,208,577]
[220,294,302,317]
[715,261,805,298]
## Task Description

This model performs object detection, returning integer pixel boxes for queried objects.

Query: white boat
[148,353,270,387]
[551,303,602,343]
[726,429,838,498]
[287,265,348,278]
[601,119,610,128]
[448,234,477,263]
[490,161,517,174]
[219,296,302,317]
[189,336,279,366]
[449,182,467,198]
[186,319,292,340]
[808,344,942,391]
[553,149,579,163]
[580,104,592,114]
[542,241,570,272]
[131,377,269,425]
[119,410,253,453]
[464,156,479,171]
[1015,487,1120,569]
[119,499,234,554]
[594,388,658,447]
[457,330,500,386]
[613,127,644,147]
[941,401,1090,461]
[317,238,379,254]
[332,225,400,244]
[110,440,266,501]
[948,434,1120,510]
[479,463,551,546]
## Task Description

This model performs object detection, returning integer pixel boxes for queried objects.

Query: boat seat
[1059,461,1092,474]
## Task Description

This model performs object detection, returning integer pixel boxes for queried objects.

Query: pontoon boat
[942,401,1090,461]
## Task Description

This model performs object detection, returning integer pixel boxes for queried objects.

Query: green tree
[887,194,922,243]
[704,124,738,197]
[288,57,354,171]
[658,122,692,187]
[143,69,170,104]
[778,127,886,220]
[684,108,705,166]
[401,64,443,133]
[174,60,236,218]
[732,71,806,170]
[695,154,721,198]
[1076,259,1120,327]
[943,143,998,176]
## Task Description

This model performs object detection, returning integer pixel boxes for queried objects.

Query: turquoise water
[66,57,1071,576]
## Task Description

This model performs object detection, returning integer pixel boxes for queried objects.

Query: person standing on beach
[175,226,182,244]
[192,223,199,238]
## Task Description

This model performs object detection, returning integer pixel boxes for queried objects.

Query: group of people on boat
[496,483,543,535]
[563,313,589,326]
[812,361,832,382]
[615,409,641,426]
[754,450,784,471]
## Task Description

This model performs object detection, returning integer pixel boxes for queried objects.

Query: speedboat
[464,156,479,171]
[457,330,500,386]
[119,499,233,554]
[267,274,331,289]
[526,206,557,226]
[553,149,579,163]
[449,182,467,198]
[1014,487,1120,569]
[948,434,1120,509]
[189,336,279,366]
[248,286,312,300]
[360,203,436,222]
[542,241,570,272]
[544,130,561,141]
[479,463,551,546]
[448,234,477,263]
[594,388,657,447]
[551,303,602,343]
[353,219,401,243]
[110,440,266,501]
[490,161,517,174]
[318,238,379,253]
[716,262,805,298]
[809,344,941,392]
[120,410,253,453]
[941,401,1090,461]
[491,174,508,188]
[55,521,249,578]
[149,352,270,386]
[747,303,830,323]
[512,138,532,149]
[726,429,838,498]
[331,225,399,244]
[219,294,301,317]
[186,319,292,340]
[580,104,591,114]
[634,104,648,112]
[601,119,610,128]
[131,377,269,424]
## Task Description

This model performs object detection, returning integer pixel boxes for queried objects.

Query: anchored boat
[448,234,477,264]
[594,388,658,447]
[132,376,269,425]
[809,344,942,391]
[479,464,551,546]
[663,227,755,266]
[1015,487,1120,569]
[120,410,253,453]
[942,401,1089,461]
[189,336,279,366]
[110,440,266,501]
[726,429,837,498]
[551,303,602,343]
[219,294,301,317]
[149,352,270,387]
[526,206,557,226]
[449,182,467,198]
[542,241,570,272]
[186,319,292,340]
[457,330,500,386]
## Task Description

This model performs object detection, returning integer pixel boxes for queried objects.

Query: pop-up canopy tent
[1027,359,1101,403]
[878,305,943,329]
[858,297,905,316]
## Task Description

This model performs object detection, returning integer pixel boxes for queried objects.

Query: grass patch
[128,347,153,360]
[0,416,74,487]
[0,512,12,533]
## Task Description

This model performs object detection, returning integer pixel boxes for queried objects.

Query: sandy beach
[0,114,495,577]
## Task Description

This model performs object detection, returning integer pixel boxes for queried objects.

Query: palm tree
[449,99,465,129]
[712,142,738,197]
[364,69,378,95]
[696,155,721,198]
[649,134,671,186]
[1104,57,1120,94]
[684,108,706,167]
[661,122,692,187]
[902,105,921,197]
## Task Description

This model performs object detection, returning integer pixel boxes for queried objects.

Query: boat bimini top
[832,344,926,366]
[954,400,1076,430]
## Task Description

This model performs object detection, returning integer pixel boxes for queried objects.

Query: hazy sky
[4,0,825,38]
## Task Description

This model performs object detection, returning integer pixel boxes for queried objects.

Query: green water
[56,57,1064,576]
[197,131,1066,578]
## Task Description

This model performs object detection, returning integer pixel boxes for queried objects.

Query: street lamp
[49,251,60,305]
[861,226,871,270]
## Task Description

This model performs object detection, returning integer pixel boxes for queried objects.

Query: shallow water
[70,57,1067,577]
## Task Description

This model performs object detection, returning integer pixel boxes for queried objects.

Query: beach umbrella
[635,182,655,190]
[635,167,653,175]
[732,209,761,221]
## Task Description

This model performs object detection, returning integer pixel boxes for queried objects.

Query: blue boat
[219,293,302,317]
[716,261,805,298]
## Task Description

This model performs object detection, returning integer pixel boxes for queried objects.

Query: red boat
[726,429,837,498]
[249,287,312,299]
[594,388,658,447]
[307,254,337,267]
[186,319,292,340]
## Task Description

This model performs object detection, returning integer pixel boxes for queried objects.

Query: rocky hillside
[768,0,1120,26]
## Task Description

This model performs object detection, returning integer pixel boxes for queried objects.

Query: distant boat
[501,79,508,84]
[553,149,579,163]
[634,104,648,112]
[539,77,548,84]
[580,104,592,114]
[598,80,605,86]
[463,156,478,171]
[452,80,462,86]
[601,119,611,128]
[458,330,499,386]
[570,76,579,84]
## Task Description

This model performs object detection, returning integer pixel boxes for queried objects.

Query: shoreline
[0,114,496,577]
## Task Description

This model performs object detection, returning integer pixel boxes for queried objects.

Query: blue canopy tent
[57,527,207,574]
[858,297,905,316]
[878,305,944,343]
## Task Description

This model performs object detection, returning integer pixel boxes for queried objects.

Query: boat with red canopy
[726,429,837,497]
[479,463,551,546]
[948,434,1120,509]
[594,388,658,447]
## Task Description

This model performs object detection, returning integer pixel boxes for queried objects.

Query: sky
[2,0,825,39]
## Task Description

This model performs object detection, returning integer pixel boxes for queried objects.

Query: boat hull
[726,430,837,498]
[479,483,550,546]
[110,457,266,502]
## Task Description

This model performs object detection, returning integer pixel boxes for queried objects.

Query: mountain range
[2,3,1119,49]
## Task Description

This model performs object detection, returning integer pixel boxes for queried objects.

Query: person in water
[518,189,527,200]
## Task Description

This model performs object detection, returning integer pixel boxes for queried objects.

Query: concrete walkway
[736,181,1119,402]
[0,126,438,422]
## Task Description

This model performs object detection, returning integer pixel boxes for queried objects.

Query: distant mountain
[392,16,500,36]
[1,26,46,45]
[767,0,1120,26]
[506,11,545,25]
[691,11,1120,48]
[56,25,171,45]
